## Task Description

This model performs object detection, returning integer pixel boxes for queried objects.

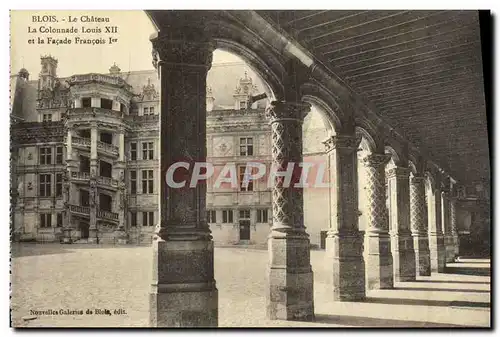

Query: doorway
[79,221,89,239]
[239,220,250,241]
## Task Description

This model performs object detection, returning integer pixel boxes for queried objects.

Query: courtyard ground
[11,243,491,328]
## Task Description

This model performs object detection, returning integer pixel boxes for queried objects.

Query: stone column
[149,31,218,327]
[428,184,446,273]
[387,166,416,282]
[115,129,127,240]
[409,174,431,276]
[450,196,459,257]
[441,191,454,263]
[361,153,393,289]
[266,100,314,321]
[324,134,365,301]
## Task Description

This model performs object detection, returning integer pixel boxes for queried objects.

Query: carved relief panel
[212,136,234,157]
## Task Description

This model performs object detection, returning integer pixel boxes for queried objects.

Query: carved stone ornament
[151,34,214,68]
[265,101,311,124]
[323,135,362,153]
[27,152,33,160]
[27,182,33,190]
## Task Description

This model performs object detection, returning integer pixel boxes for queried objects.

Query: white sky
[10,10,242,78]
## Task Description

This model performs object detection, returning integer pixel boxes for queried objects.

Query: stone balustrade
[72,136,91,148]
[97,209,119,221]
[96,176,119,188]
[68,204,90,215]
[97,141,119,156]
[68,73,133,92]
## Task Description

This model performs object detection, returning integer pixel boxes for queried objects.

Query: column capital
[386,166,410,179]
[410,174,426,184]
[323,134,361,153]
[151,32,214,69]
[265,100,311,124]
[362,153,391,168]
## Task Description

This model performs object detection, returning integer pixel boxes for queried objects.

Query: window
[56,213,63,227]
[40,213,51,228]
[120,103,126,113]
[39,174,52,197]
[143,107,148,115]
[257,209,269,223]
[239,166,253,192]
[130,171,137,195]
[56,146,63,164]
[39,147,52,165]
[55,173,63,197]
[101,98,113,110]
[142,142,154,160]
[142,170,154,194]
[222,210,233,223]
[42,114,52,122]
[81,97,91,108]
[130,142,137,161]
[206,210,216,223]
[130,211,137,227]
[239,137,253,156]
[239,209,251,219]
[240,101,247,110]
[142,211,154,226]
[149,106,154,114]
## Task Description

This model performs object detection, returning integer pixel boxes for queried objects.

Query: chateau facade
[10,56,330,246]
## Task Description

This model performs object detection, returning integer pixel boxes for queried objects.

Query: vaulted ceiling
[257,10,489,185]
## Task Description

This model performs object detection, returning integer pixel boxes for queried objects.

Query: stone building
[10,56,330,246]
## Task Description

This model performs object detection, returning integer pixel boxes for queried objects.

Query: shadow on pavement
[445,266,491,277]
[413,279,490,285]
[393,287,490,293]
[313,314,469,327]
[364,297,490,309]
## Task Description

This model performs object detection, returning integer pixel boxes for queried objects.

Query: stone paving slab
[10,244,491,328]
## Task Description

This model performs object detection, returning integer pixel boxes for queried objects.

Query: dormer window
[240,101,247,110]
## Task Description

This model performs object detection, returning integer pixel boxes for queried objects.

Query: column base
[445,235,456,263]
[364,231,394,290]
[429,234,446,273]
[325,232,365,301]
[267,232,315,321]
[413,234,431,276]
[149,235,218,327]
[391,233,416,282]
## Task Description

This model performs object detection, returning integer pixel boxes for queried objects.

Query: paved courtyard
[11,243,491,328]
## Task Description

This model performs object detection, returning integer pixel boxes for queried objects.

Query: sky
[10,10,242,78]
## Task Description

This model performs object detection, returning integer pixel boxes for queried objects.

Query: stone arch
[355,125,380,154]
[384,145,403,168]
[206,20,287,101]
[424,170,437,195]
[355,116,384,154]
[300,81,349,135]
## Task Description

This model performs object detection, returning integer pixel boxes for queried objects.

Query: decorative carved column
[409,174,431,276]
[361,153,393,289]
[387,166,416,282]
[450,195,459,257]
[115,128,127,242]
[324,134,365,301]
[265,100,314,321]
[441,191,454,263]
[63,128,77,242]
[149,30,218,327]
[428,183,446,273]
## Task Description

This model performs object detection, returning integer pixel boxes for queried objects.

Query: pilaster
[428,183,446,273]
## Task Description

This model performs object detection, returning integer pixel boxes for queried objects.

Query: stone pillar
[441,191,454,263]
[428,184,446,273]
[149,31,218,327]
[387,166,416,282]
[409,174,431,276]
[118,131,125,162]
[324,134,365,301]
[450,196,459,257]
[266,100,314,321]
[361,153,393,289]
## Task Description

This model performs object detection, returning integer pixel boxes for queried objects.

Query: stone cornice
[265,101,310,124]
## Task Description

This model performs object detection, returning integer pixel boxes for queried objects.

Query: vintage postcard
[9,9,491,328]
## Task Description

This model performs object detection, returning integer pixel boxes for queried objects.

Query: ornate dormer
[109,63,121,76]
[39,55,58,91]
[233,71,258,110]
[139,78,158,102]
[206,86,215,112]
